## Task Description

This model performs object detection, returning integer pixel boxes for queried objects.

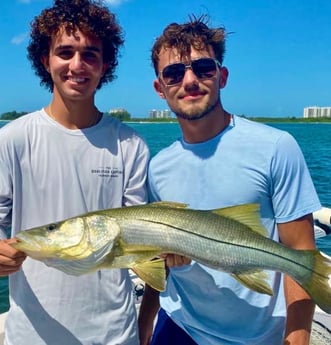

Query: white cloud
[11,33,28,45]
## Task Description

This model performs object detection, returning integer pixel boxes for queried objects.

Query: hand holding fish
[0,238,26,276]
[161,254,191,268]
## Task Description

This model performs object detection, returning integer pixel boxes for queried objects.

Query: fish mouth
[13,233,51,256]
[13,235,80,258]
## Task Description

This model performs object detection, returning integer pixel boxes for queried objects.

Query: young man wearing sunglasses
[138,15,320,345]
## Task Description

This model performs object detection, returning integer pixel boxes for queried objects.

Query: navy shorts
[150,308,198,345]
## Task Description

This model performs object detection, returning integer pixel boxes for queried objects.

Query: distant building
[149,109,172,119]
[303,106,331,118]
[109,108,127,115]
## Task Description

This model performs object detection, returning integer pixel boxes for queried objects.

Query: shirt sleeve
[121,133,150,207]
[0,142,13,239]
[270,132,321,223]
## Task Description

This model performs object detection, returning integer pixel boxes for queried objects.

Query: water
[0,119,330,313]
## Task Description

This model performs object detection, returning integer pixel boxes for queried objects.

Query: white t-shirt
[0,109,149,345]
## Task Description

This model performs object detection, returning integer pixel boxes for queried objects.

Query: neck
[46,98,100,129]
[178,109,232,144]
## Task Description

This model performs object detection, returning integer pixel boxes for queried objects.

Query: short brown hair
[151,15,226,76]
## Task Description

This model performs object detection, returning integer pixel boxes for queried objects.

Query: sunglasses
[159,58,221,86]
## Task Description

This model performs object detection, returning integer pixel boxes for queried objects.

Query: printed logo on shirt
[91,166,123,178]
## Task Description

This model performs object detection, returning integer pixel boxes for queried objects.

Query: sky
[0,0,330,118]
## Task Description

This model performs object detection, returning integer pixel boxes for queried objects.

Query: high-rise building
[149,109,172,119]
[303,106,331,118]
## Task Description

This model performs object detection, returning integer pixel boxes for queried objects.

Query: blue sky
[1,0,330,118]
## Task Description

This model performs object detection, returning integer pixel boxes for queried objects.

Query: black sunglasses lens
[161,58,218,85]
[162,63,186,85]
[192,59,217,78]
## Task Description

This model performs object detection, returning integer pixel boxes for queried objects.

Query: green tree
[1,111,28,120]
[109,109,131,121]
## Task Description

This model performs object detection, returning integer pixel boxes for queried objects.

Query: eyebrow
[54,45,102,53]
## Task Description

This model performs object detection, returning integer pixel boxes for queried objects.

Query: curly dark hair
[27,0,124,91]
[151,15,226,76]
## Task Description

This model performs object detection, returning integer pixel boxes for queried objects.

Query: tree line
[0,110,132,122]
[1,111,29,120]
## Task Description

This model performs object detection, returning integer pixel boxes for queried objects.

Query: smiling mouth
[180,89,207,98]
[67,76,88,83]
[181,93,205,101]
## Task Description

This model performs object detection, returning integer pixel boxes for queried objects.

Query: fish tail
[302,250,331,314]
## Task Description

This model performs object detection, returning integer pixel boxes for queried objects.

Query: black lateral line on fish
[140,218,329,279]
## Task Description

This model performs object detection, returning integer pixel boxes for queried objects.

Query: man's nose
[182,67,199,85]
[69,52,84,71]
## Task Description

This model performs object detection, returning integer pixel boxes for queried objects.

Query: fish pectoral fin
[232,270,273,296]
[131,258,166,292]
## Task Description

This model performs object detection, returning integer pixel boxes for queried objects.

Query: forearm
[277,215,316,344]
[283,275,315,345]
[138,284,160,345]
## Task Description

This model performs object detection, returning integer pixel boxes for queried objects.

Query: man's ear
[219,66,229,89]
[153,79,166,99]
[41,55,50,73]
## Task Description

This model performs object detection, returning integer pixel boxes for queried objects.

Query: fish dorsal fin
[212,203,267,237]
[149,201,188,209]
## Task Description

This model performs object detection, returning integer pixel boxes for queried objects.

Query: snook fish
[11,202,331,314]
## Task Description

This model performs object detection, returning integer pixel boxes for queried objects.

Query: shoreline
[1,117,331,124]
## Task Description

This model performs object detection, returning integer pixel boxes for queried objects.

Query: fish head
[12,217,87,260]
[12,214,121,262]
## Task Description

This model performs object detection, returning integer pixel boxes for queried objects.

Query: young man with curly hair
[138,15,320,345]
[0,1,149,344]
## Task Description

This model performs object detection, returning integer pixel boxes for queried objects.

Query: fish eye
[47,224,57,231]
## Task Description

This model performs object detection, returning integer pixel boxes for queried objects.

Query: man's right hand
[161,254,191,268]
